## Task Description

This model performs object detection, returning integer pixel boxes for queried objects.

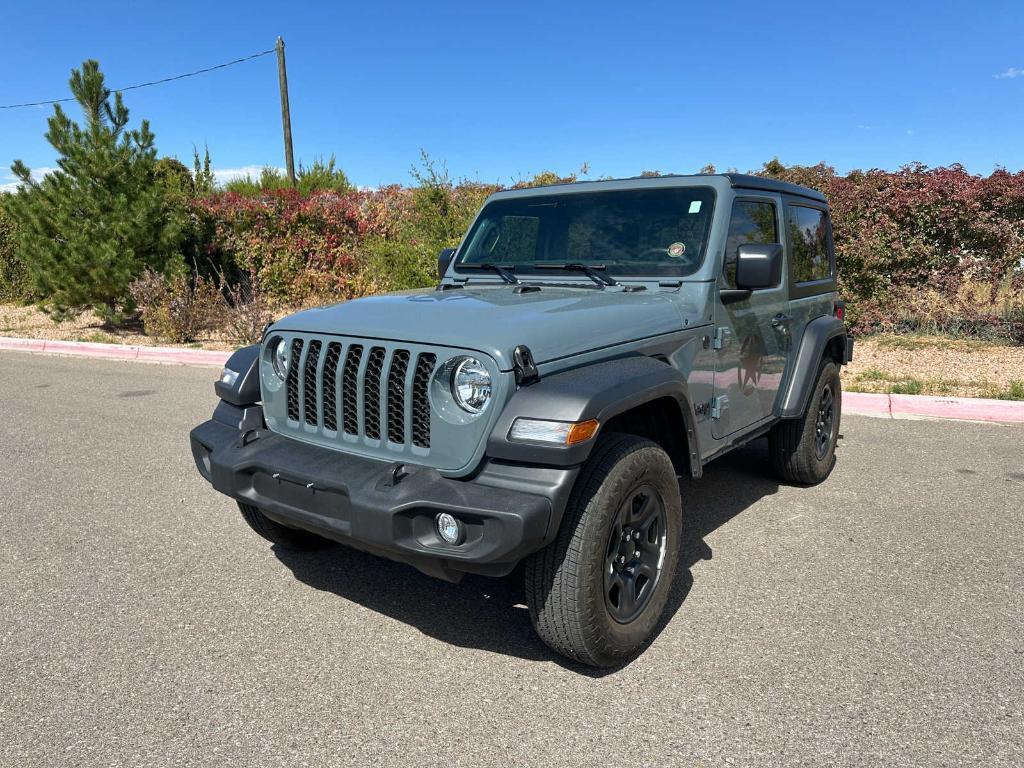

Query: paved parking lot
[1,351,1022,767]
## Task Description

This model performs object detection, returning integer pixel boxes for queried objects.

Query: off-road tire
[768,357,842,485]
[237,502,335,550]
[524,433,682,667]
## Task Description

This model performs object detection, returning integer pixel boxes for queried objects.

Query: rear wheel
[524,433,682,667]
[769,357,842,485]
[237,502,335,550]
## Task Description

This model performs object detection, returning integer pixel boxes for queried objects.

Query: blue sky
[2,0,1023,190]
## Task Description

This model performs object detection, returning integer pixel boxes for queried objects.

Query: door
[711,196,790,438]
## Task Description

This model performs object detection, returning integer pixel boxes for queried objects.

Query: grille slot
[386,350,411,444]
[282,336,437,455]
[303,340,322,426]
[363,347,386,440]
[341,345,363,435]
[321,342,342,431]
[411,353,436,448]
[286,338,304,422]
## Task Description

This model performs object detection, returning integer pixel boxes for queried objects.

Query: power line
[0,48,275,110]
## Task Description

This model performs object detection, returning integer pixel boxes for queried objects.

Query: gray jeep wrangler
[190,174,852,667]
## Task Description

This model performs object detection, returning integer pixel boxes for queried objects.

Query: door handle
[771,314,792,328]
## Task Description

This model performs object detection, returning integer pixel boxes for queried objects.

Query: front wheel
[524,433,682,667]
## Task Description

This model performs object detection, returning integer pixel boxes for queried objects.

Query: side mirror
[437,247,457,280]
[735,243,783,291]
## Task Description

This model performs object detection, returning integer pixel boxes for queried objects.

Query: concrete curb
[0,336,231,367]
[2,335,1022,424]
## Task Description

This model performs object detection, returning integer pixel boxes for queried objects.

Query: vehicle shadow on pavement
[273,439,780,676]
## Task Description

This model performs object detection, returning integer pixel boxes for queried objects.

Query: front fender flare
[486,356,700,473]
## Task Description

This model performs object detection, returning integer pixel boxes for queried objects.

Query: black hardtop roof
[495,172,828,204]
[722,173,827,203]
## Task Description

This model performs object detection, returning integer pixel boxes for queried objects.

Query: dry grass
[0,303,237,350]
[843,334,1024,399]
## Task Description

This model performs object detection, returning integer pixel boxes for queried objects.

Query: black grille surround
[280,336,443,457]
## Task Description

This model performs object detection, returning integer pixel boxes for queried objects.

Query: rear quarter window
[787,205,833,283]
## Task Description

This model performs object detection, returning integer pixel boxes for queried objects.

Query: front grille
[284,338,434,453]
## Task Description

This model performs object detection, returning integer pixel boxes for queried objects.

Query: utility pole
[276,36,296,186]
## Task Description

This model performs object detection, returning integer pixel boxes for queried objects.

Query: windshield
[455,186,715,277]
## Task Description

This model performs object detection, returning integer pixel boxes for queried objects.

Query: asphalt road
[1,351,1022,768]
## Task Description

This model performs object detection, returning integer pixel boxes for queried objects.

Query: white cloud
[0,166,56,193]
[994,67,1024,79]
[211,166,285,185]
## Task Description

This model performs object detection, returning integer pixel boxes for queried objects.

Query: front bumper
[190,416,578,580]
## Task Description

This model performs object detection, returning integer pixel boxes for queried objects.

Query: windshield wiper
[534,263,618,287]
[459,263,520,284]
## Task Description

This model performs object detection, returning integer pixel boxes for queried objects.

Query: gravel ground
[1,352,1023,767]
[842,335,1024,398]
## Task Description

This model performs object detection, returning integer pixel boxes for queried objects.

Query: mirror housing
[735,243,783,291]
[437,248,457,280]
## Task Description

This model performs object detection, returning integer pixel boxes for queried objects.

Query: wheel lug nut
[617,555,625,564]
[634,551,640,559]
[632,531,640,540]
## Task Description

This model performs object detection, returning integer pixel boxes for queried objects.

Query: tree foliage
[5,60,183,320]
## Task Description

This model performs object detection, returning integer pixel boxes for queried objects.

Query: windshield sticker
[667,242,686,258]
[688,200,702,214]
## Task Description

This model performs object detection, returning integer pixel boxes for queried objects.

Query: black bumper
[190,417,578,580]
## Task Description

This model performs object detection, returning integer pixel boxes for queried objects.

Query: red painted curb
[845,391,1023,424]
[889,393,1024,424]
[843,392,891,417]
[0,336,230,367]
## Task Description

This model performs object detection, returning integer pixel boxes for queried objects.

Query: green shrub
[0,200,31,302]
[129,268,224,343]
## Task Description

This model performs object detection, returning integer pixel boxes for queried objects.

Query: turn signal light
[508,418,600,446]
[566,419,600,445]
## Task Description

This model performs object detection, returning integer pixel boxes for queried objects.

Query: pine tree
[192,144,216,196]
[7,60,183,321]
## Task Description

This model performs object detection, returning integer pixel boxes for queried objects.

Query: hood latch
[513,345,540,387]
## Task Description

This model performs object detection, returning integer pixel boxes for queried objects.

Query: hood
[272,284,708,370]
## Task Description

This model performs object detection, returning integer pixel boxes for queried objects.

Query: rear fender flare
[777,315,848,418]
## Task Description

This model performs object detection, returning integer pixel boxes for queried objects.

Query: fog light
[436,512,464,545]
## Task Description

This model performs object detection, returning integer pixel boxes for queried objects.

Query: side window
[787,206,832,283]
[723,200,778,288]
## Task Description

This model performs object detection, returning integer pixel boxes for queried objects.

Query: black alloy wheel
[603,484,668,623]
[815,383,836,460]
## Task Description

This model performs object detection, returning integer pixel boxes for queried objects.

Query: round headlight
[271,338,290,380]
[450,356,491,413]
